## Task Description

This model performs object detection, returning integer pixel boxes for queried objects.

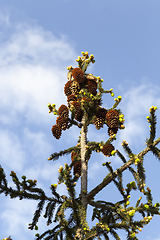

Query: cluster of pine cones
[50,67,123,175]
[51,67,122,139]
[51,105,69,140]
[94,108,120,136]
[51,67,99,139]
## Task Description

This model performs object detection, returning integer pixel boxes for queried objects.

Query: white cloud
[0,129,26,171]
[117,83,160,150]
[22,127,51,158]
[0,22,76,67]
[1,198,37,240]
[0,24,77,127]
[0,15,78,240]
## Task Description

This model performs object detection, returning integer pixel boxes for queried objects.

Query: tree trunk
[81,114,88,210]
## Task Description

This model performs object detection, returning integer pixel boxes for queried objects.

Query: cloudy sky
[0,1,160,240]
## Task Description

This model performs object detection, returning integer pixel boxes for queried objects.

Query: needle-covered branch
[86,137,160,202]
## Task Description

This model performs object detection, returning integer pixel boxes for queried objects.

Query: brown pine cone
[108,127,118,136]
[94,108,107,129]
[94,117,104,130]
[101,144,115,157]
[106,110,119,128]
[58,105,69,118]
[51,125,62,139]
[67,94,77,108]
[56,116,68,130]
[71,81,80,95]
[72,68,84,83]
[71,151,78,162]
[87,78,97,96]
[96,108,107,118]
[72,101,83,122]
[64,80,72,96]
[73,162,81,175]
[71,151,81,175]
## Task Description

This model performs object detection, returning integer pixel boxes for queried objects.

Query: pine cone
[51,125,62,139]
[72,101,83,122]
[64,80,72,96]
[106,110,119,128]
[75,113,83,122]
[72,68,84,83]
[94,108,107,129]
[87,78,97,96]
[58,105,69,118]
[101,144,115,157]
[94,117,104,130]
[67,94,77,108]
[56,116,68,130]
[71,151,78,162]
[71,151,81,176]
[96,108,107,118]
[73,162,81,175]
[108,127,118,136]
[71,81,80,95]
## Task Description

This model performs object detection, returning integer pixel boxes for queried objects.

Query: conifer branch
[112,96,122,109]
[86,137,160,201]
[67,117,83,129]
[146,106,157,145]
[148,145,160,160]
[116,149,127,163]
[48,145,80,161]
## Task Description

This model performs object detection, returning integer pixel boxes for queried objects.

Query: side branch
[48,145,80,161]
[68,118,83,129]
[86,137,160,202]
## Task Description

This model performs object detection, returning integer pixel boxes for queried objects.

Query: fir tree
[1,52,160,240]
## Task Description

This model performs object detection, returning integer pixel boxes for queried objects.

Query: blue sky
[0,1,160,240]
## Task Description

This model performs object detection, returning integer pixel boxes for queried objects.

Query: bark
[81,114,88,210]
[75,115,87,240]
